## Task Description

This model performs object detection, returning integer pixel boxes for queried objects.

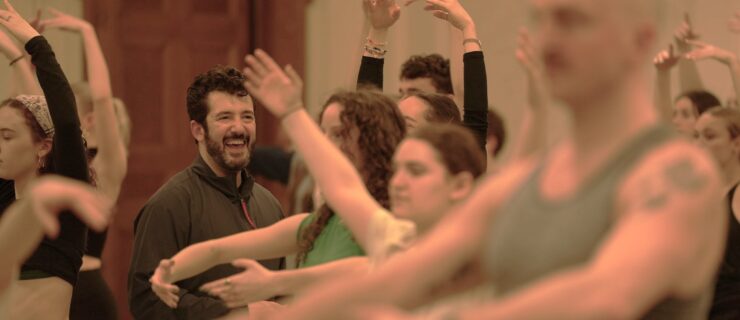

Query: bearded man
[128,66,284,320]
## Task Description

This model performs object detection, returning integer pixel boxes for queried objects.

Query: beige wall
[0,0,83,98]
[307,0,740,160]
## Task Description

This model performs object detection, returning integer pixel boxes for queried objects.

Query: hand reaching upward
[36,8,92,33]
[0,0,41,44]
[243,49,304,119]
[364,0,401,31]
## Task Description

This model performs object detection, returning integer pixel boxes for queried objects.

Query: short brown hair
[400,54,453,94]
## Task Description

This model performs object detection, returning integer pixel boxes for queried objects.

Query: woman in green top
[149,88,406,308]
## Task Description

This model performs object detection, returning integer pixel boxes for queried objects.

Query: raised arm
[447,144,725,319]
[198,257,368,308]
[39,9,128,201]
[685,40,740,106]
[674,14,705,93]
[425,0,488,152]
[357,0,400,90]
[275,159,536,319]
[653,44,679,121]
[0,29,40,96]
[511,28,548,160]
[148,213,306,308]
[0,0,88,182]
[244,50,383,250]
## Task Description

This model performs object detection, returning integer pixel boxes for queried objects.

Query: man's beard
[205,131,252,173]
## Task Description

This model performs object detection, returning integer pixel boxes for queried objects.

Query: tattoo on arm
[638,158,708,211]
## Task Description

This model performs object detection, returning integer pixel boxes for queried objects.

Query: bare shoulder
[618,139,723,219]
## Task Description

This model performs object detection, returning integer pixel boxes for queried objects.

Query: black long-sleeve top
[356,51,489,153]
[128,155,285,320]
[0,36,90,285]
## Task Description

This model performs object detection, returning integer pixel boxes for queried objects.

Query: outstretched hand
[674,13,699,53]
[653,44,681,71]
[35,7,92,33]
[685,39,738,65]
[407,0,473,32]
[243,49,304,119]
[363,0,401,30]
[25,175,110,238]
[200,259,278,308]
[516,28,546,109]
[0,0,41,44]
[0,28,19,57]
[150,259,180,308]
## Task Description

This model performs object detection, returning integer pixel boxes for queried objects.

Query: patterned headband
[15,95,54,137]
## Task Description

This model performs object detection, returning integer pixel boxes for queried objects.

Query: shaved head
[530,0,659,106]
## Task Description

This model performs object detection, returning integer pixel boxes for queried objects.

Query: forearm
[81,27,112,100]
[278,257,368,296]
[281,111,376,246]
[131,275,229,320]
[511,105,547,161]
[728,58,740,102]
[654,70,673,121]
[3,47,41,96]
[168,241,226,283]
[171,215,305,282]
[26,36,88,182]
[677,58,704,92]
[461,24,481,53]
[357,27,386,90]
[81,26,127,188]
[462,51,488,153]
[457,269,635,320]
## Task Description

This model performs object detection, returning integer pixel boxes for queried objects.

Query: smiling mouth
[223,137,248,149]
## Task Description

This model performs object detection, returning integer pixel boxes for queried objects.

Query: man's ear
[191,120,206,143]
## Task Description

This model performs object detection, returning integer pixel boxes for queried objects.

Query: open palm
[243,49,304,118]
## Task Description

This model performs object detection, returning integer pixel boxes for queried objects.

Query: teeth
[225,139,245,146]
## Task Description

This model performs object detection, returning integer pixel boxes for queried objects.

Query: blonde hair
[72,82,132,149]
[112,97,132,148]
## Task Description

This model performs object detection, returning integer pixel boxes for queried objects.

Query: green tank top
[297,213,365,268]
[483,125,711,319]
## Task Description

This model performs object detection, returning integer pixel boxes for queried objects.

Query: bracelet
[363,45,388,58]
[8,55,24,66]
[366,37,388,47]
[463,38,482,48]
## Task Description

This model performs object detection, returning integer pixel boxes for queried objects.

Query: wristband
[463,38,482,48]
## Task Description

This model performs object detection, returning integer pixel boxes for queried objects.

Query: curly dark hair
[405,92,461,124]
[296,90,406,266]
[400,54,453,95]
[675,90,721,116]
[186,66,248,133]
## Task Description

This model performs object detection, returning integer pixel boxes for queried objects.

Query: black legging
[70,269,117,320]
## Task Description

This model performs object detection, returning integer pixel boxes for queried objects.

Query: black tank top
[85,148,107,258]
[709,184,740,319]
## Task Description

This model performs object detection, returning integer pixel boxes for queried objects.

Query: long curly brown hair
[296,90,406,266]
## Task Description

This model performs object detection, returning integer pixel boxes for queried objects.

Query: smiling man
[127,66,284,320]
